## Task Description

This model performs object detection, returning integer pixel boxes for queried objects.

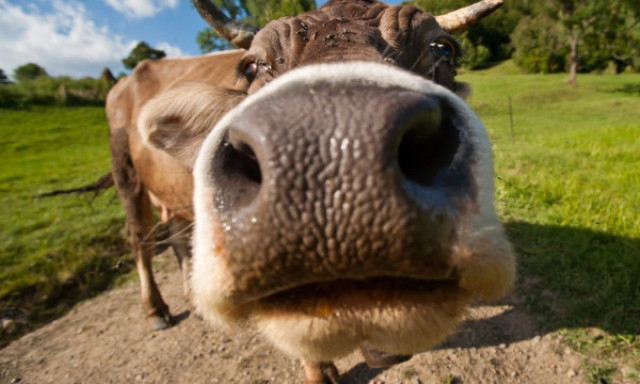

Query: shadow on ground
[612,83,640,96]
[505,221,639,336]
[335,221,639,382]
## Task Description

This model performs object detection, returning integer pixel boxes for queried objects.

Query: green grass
[1,68,639,382]
[460,66,640,382]
[0,106,132,347]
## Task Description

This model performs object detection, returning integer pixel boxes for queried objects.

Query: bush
[511,15,568,73]
[0,76,113,108]
[459,34,492,69]
[0,84,23,108]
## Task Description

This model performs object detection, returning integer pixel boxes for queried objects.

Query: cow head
[144,0,514,366]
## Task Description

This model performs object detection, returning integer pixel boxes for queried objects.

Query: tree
[525,0,609,86]
[122,41,166,70]
[582,0,640,73]
[13,63,48,83]
[509,0,640,76]
[0,68,9,84]
[197,28,235,52]
[244,0,315,27]
[196,0,315,53]
[511,14,568,73]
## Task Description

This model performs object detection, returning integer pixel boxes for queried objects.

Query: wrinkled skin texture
[241,0,463,95]
[117,0,515,383]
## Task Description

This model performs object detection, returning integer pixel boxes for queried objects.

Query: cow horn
[192,0,258,49]
[435,0,503,34]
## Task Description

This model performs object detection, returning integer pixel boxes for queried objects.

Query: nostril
[226,137,262,185]
[213,127,263,210]
[397,102,460,187]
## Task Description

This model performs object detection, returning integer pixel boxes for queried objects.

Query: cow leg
[168,217,193,305]
[360,342,412,368]
[110,134,171,330]
[123,188,172,330]
[132,191,172,330]
[302,360,339,384]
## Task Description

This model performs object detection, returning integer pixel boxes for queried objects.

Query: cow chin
[251,279,472,361]
[192,247,473,361]
[257,220,513,362]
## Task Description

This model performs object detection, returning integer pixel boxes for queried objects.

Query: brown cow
[107,50,247,329]
[110,0,515,382]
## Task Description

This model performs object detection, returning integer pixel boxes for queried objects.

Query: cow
[107,49,246,330]
[108,0,515,382]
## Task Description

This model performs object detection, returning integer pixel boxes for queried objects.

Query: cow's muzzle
[192,64,514,355]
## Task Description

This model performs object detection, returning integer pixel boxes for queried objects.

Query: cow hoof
[320,362,340,384]
[360,342,412,368]
[149,315,172,331]
[302,361,339,384]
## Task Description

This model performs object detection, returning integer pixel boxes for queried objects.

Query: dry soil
[0,251,585,384]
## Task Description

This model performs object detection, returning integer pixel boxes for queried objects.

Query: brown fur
[106,50,246,328]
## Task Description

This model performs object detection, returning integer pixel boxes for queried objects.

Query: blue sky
[0,0,403,79]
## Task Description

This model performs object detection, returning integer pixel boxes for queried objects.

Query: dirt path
[0,251,585,384]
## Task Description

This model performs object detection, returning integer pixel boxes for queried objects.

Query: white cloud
[102,0,179,19]
[0,0,185,79]
[156,41,185,58]
[0,0,129,78]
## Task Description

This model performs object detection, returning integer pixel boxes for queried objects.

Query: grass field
[0,106,130,346]
[1,65,639,382]
[461,63,640,383]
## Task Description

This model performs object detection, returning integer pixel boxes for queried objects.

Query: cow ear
[455,81,471,99]
[138,83,245,167]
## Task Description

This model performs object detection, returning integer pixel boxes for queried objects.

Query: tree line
[412,0,639,80]
[0,64,116,108]
[2,0,638,106]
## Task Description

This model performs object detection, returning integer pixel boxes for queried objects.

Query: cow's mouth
[255,276,465,318]
[250,276,472,360]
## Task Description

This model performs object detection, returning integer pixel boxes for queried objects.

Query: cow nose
[207,83,473,299]
[214,91,462,213]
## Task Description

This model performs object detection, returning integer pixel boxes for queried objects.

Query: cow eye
[244,62,259,82]
[429,40,456,61]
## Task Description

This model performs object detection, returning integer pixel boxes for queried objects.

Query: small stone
[511,371,518,378]
[567,369,577,378]
[532,336,541,345]
[412,379,422,384]
[499,343,507,349]
[10,378,21,384]
[2,318,16,333]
